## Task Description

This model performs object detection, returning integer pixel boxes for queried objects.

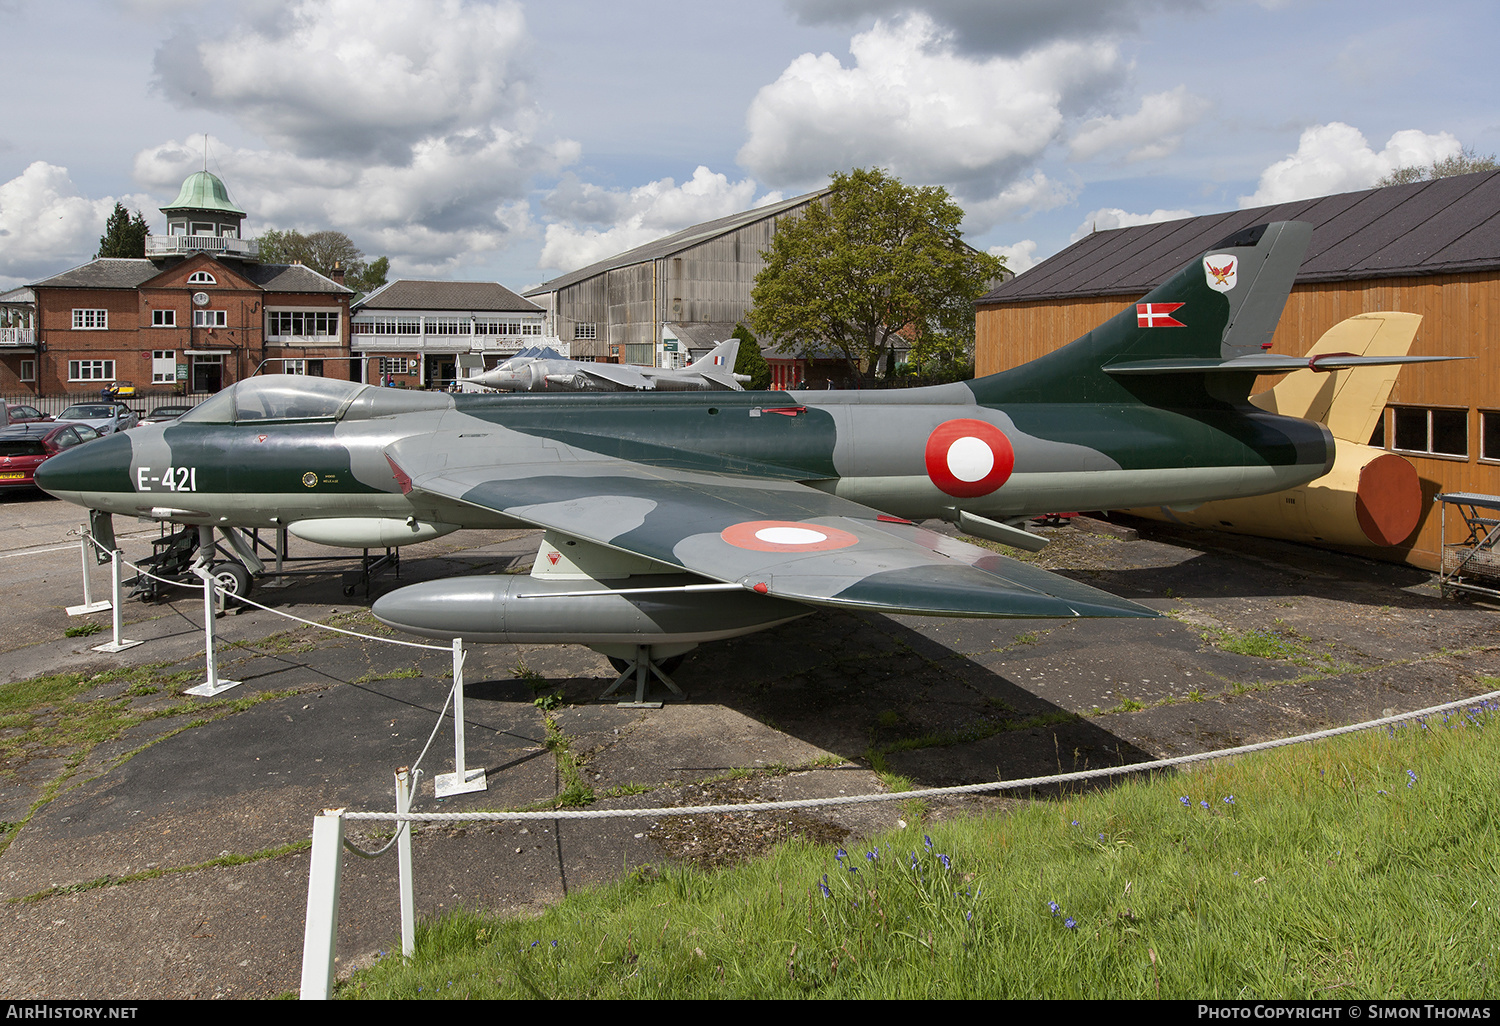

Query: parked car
[55,401,139,435]
[0,423,100,491]
[4,404,53,425]
[138,404,195,425]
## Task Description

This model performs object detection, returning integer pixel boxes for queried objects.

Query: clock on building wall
[192,292,210,306]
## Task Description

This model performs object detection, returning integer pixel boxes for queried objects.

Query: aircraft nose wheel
[600,646,686,708]
[209,561,252,610]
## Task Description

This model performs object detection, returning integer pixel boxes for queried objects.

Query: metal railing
[0,327,35,346]
[145,235,259,259]
[2,392,215,418]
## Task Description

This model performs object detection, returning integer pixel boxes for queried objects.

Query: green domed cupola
[159,170,246,239]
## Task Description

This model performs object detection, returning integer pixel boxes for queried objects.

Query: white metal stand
[434,637,486,796]
[396,768,415,958]
[90,550,141,653]
[299,810,346,1000]
[184,566,241,696]
[66,524,111,617]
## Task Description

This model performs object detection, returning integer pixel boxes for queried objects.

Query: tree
[255,227,389,291]
[748,168,1004,383]
[96,203,150,259]
[1378,146,1499,186]
[731,322,771,390]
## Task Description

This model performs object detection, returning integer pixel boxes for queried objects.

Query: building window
[186,271,217,284]
[68,360,115,381]
[378,357,411,376]
[522,323,541,335]
[575,322,597,340]
[193,309,227,327]
[424,318,470,335]
[152,351,176,383]
[352,318,419,335]
[72,309,107,330]
[152,309,177,327]
[1480,412,1500,463]
[267,310,340,338]
[19,360,35,382]
[1391,406,1468,458]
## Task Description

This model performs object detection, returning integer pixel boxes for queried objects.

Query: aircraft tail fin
[689,338,741,370]
[969,220,1313,407]
[1248,312,1421,442]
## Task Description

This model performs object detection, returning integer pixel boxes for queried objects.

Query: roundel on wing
[720,520,859,553]
[924,418,1015,498]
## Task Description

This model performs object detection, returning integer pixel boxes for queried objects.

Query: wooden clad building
[975,170,1500,570]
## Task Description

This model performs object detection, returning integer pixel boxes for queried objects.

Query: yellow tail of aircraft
[1127,312,1424,549]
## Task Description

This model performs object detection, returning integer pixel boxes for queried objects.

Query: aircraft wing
[395,450,1155,620]
[572,362,655,390]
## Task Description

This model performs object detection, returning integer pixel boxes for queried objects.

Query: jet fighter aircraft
[36,221,1449,680]
[468,338,748,392]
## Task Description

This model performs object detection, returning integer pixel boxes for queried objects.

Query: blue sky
[2,0,1495,291]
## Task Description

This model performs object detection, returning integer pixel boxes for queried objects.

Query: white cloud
[0,162,153,286]
[1068,86,1210,163]
[1239,122,1461,207]
[989,239,1038,274]
[122,1,583,279]
[538,167,776,273]
[784,0,1206,57]
[739,14,1123,196]
[962,171,1077,231]
[1069,206,1193,242]
[153,0,532,162]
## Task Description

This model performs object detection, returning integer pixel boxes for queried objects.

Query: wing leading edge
[401,453,1156,621]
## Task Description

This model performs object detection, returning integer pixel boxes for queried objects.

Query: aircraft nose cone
[34,429,133,498]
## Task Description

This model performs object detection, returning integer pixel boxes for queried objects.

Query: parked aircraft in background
[468,339,748,392]
[1126,311,1426,549]
[35,222,1453,687]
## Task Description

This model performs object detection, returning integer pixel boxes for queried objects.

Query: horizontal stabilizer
[1103,354,1460,376]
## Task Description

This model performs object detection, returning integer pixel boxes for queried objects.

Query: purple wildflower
[938,853,951,870]
[1179,796,1191,807]
[1048,901,1060,916]
[819,875,831,898]
[1064,918,1077,929]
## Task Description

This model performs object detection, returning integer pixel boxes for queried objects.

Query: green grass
[341,698,1500,999]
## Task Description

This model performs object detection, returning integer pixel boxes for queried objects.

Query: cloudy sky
[2,0,1495,291]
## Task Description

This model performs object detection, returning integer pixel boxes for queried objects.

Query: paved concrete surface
[0,490,1496,998]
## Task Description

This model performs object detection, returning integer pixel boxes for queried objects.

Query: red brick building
[11,170,352,398]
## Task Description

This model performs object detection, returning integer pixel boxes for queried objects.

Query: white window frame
[152,350,177,384]
[574,322,597,340]
[377,357,411,376]
[283,359,307,375]
[152,309,177,327]
[68,360,115,381]
[266,308,341,340]
[1390,405,1469,460]
[72,309,107,330]
[187,271,217,285]
[193,309,227,328]
[19,359,35,382]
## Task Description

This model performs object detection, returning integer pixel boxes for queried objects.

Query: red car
[4,404,53,425]
[0,423,100,491]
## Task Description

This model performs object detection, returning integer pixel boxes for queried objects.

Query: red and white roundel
[720,520,859,553]
[924,418,1015,498]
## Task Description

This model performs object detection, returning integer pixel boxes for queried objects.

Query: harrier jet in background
[468,339,747,392]
[36,222,1451,689]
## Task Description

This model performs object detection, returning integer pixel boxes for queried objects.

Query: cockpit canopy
[178,375,453,425]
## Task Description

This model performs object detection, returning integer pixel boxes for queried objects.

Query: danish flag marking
[1136,302,1185,328]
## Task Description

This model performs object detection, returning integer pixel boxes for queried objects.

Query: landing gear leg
[599,645,686,708]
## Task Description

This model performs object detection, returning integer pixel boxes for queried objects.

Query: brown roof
[32,258,350,294]
[980,169,1500,306]
[354,280,539,312]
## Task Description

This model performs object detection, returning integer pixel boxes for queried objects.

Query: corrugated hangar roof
[525,189,830,297]
[980,169,1500,306]
[355,279,539,312]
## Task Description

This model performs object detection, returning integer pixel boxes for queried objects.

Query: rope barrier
[337,689,1500,824]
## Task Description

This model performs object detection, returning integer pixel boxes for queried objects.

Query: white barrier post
[435,637,486,796]
[67,523,111,617]
[185,568,241,697]
[299,809,346,1000]
[396,767,415,958]
[90,550,141,653]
